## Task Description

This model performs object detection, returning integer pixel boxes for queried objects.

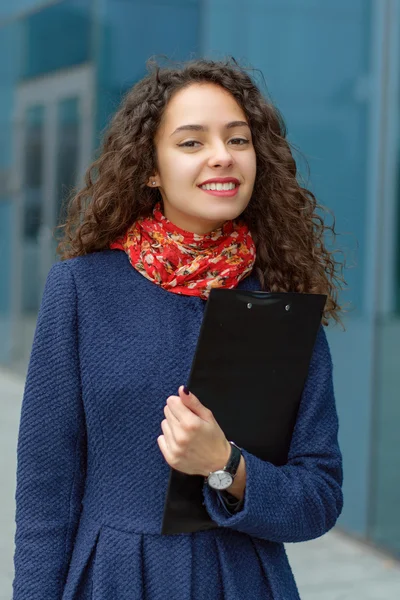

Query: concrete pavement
[1,367,400,600]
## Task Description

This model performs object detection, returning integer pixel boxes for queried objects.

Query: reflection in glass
[23,105,44,241]
[397,158,400,314]
[56,97,80,225]
[22,105,44,313]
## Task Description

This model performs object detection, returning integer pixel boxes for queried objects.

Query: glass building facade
[0,0,399,557]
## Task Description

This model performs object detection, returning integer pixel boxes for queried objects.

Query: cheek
[165,155,201,186]
[243,153,257,185]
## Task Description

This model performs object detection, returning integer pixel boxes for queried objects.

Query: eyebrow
[170,121,250,136]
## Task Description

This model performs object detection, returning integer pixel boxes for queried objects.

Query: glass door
[11,64,93,373]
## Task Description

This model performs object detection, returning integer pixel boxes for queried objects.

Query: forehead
[160,83,247,131]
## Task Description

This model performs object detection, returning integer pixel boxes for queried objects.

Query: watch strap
[224,441,242,477]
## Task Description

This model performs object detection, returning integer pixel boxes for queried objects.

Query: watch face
[208,470,233,490]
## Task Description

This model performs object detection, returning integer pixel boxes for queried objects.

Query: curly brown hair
[56,56,346,327]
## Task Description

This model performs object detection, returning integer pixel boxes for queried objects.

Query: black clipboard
[161,289,327,535]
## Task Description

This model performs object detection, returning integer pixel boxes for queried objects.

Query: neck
[161,204,227,236]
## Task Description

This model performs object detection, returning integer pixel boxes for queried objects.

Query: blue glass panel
[369,81,400,557]
[397,164,400,313]
[0,19,23,366]
[21,0,91,79]
[0,200,13,364]
[23,105,44,241]
[95,0,201,133]
[21,105,45,313]
[0,0,42,20]
[56,96,80,224]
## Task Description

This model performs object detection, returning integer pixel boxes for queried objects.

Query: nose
[207,141,234,169]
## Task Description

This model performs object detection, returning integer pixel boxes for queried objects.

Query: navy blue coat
[12,250,343,599]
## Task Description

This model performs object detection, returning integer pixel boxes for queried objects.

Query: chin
[202,205,247,223]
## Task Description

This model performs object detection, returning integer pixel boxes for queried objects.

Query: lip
[199,187,239,197]
[198,177,240,186]
[198,179,240,198]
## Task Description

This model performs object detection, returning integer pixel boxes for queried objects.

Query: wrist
[204,439,231,477]
[224,454,246,497]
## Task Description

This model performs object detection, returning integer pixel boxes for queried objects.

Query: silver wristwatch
[206,441,242,490]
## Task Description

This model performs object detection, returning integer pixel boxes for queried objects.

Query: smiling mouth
[199,182,239,191]
[198,182,240,197]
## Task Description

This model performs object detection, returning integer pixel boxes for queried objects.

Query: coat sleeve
[217,490,244,515]
[12,261,87,599]
[202,325,343,543]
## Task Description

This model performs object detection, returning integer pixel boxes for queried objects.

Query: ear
[147,175,159,188]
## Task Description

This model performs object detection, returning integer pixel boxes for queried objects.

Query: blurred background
[0,0,400,598]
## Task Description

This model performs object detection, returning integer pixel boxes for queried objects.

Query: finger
[164,405,181,440]
[161,417,178,450]
[167,401,198,433]
[166,394,193,421]
[157,435,170,462]
[164,403,180,426]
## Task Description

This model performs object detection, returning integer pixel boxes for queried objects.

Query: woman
[13,57,345,599]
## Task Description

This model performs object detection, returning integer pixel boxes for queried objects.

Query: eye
[178,140,201,148]
[177,138,250,149]
[229,138,249,145]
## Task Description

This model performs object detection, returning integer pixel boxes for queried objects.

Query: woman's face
[149,82,257,235]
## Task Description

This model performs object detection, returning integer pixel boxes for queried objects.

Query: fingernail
[183,385,190,395]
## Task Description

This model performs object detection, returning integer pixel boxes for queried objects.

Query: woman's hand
[157,386,231,477]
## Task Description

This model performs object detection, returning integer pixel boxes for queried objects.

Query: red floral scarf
[109,201,256,300]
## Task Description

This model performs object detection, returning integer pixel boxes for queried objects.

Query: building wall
[0,0,49,20]
[0,0,399,557]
